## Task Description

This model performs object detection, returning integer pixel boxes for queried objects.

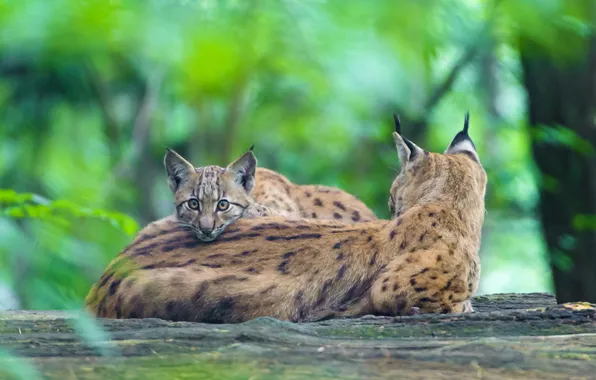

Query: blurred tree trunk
[221,78,249,163]
[520,37,596,303]
[130,73,162,225]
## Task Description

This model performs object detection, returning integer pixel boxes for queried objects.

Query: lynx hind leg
[370,250,473,316]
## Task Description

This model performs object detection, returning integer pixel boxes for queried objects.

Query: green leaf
[0,349,42,380]
[532,124,596,156]
[0,190,139,235]
[572,214,596,232]
[70,311,119,357]
[551,248,574,273]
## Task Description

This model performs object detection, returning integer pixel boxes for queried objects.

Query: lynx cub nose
[199,227,213,235]
[198,216,214,236]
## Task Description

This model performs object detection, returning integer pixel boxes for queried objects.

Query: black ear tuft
[249,144,255,151]
[392,114,423,162]
[446,111,477,155]
[393,113,402,134]
[452,111,474,147]
[463,111,470,134]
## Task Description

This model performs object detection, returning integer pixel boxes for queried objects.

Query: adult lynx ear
[392,113,423,165]
[164,148,195,193]
[445,112,479,161]
[227,148,257,193]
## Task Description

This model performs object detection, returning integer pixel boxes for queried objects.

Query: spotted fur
[86,113,486,322]
[164,148,377,242]
[253,168,377,223]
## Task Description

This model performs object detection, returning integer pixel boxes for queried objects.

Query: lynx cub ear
[227,149,257,193]
[392,113,423,165]
[445,112,479,161]
[164,149,195,193]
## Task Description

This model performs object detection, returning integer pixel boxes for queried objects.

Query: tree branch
[394,0,502,134]
[423,43,482,116]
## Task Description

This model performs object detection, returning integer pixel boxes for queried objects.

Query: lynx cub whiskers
[164,147,377,242]
[86,112,486,322]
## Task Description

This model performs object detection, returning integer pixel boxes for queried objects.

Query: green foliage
[532,125,596,157]
[0,349,41,380]
[572,214,596,232]
[71,311,119,357]
[0,190,138,309]
[0,189,138,235]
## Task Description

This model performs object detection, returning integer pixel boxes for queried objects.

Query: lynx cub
[87,113,487,322]
[164,147,376,241]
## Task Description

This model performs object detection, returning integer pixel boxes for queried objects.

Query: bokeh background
[1,0,595,312]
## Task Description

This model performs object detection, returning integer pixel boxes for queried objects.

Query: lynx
[164,147,377,241]
[86,113,486,322]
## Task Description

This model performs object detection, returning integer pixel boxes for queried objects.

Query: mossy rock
[1,293,595,379]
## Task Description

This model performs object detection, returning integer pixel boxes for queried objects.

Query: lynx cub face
[164,149,258,242]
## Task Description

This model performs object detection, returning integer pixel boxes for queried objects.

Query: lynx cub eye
[217,199,230,211]
[187,198,200,210]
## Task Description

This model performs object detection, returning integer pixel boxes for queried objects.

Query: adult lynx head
[388,112,486,220]
[164,147,257,242]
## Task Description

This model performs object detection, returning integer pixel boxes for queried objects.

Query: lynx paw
[244,204,272,218]
[462,300,474,313]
